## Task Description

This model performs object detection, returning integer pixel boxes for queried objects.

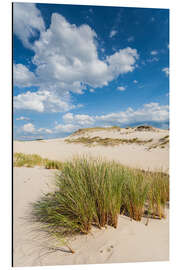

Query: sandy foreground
[13,128,169,266]
[14,167,169,267]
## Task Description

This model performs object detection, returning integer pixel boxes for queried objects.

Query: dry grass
[135,125,155,132]
[148,135,169,150]
[65,136,153,147]
[13,152,63,169]
[71,126,121,136]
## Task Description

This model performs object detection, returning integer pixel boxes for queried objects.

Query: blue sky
[13,2,169,140]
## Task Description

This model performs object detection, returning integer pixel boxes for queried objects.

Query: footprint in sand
[100,244,114,257]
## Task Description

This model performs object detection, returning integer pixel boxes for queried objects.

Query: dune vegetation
[71,126,122,136]
[14,152,63,170]
[148,135,169,150]
[65,136,153,147]
[32,157,169,252]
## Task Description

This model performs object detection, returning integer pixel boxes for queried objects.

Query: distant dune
[14,125,169,172]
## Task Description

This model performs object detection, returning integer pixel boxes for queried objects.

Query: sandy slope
[13,127,169,266]
[14,128,169,172]
[13,167,169,267]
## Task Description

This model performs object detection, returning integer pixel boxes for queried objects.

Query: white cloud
[14,11,139,113]
[133,80,138,84]
[22,123,35,133]
[19,102,169,137]
[62,113,74,122]
[106,47,139,77]
[14,13,139,93]
[13,64,36,87]
[127,36,134,42]
[54,124,78,133]
[117,86,126,91]
[162,67,169,77]
[16,116,30,121]
[63,113,94,126]
[13,3,45,49]
[95,103,169,125]
[62,103,169,129]
[109,30,117,38]
[14,90,74,112]
[150,50,158,55]
[21,123,53,135]
[37,128,53,134]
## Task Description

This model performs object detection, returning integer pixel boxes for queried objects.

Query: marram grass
[32,157,169,246]
[14,152,63,170]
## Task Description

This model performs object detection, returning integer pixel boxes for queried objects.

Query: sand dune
[13,126,169,266]
[14,127,169,172]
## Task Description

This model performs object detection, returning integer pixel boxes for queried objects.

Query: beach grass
[14,152,63,169]
[122,170,149,221]
[32,157,169,242]
[146,171,169,219]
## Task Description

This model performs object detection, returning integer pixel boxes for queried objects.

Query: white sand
[14,129,169,172]
[13,167,169,267]
[13,128,169,266]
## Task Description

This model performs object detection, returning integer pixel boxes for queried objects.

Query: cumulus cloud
[54,113,95,134]
[13,64,36,87]
[63,113,94,126]
[62,103,169,128]
[21,122,53,135]
[162,67,169,77]
[54,124,78,133]
[95,103,169,125]
[14,9,139,111]
[13,3,45,49]
[117,86,126,91]
[14,90,74,112]
[37,128,53,134]
[22,123,35,133]
[106,47,139,77]
[109,30,117,38]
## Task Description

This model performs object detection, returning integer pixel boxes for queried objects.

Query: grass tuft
[14,153,43,167]
[122,171,149,221]
[13,152,63,170]
[32,157,169,246]
[45,160,63,170]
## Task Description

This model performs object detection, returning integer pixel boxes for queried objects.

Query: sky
[13,2,169,140]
